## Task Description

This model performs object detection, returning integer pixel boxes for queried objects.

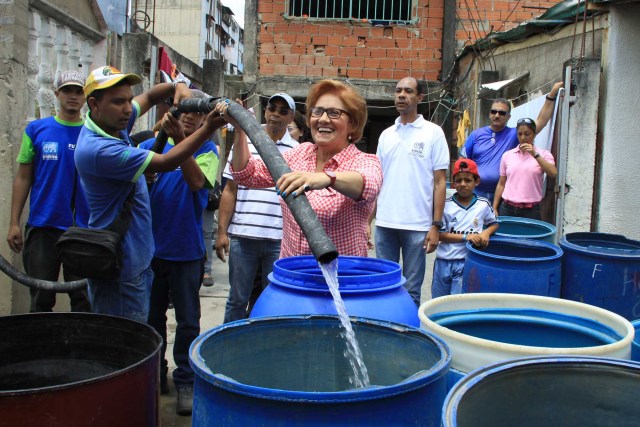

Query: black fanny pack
[56,184,136,280]
[55,227,123,280]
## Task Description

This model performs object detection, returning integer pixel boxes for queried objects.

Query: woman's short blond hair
[305,79,367,142]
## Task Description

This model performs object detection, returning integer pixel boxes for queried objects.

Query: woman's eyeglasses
[310,107,349,119]
[490,109,508,116]
[266,104,291,115]
[517,118,535,125]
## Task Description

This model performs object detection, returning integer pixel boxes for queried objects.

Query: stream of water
[319,258,371,388]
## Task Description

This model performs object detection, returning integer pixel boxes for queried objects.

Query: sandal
[202,274,214,287]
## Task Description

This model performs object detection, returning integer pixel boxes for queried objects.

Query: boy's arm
[439,232,466,244]
[469,223,499,248]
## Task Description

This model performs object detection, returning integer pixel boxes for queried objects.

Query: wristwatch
[324,170,337,188]
[432,220,444,228]
[534,153,541,159]
[173,78,188,89]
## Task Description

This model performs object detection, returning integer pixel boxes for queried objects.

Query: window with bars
[288,0,415,23]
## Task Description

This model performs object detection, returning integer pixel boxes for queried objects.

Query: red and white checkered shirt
[232,142,382,258]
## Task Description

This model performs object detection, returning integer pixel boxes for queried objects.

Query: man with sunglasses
[216,93,299,323]
[461,82,563,202]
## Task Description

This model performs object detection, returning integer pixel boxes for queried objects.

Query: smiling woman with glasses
[492,117,558,220]
[216,79,383,258]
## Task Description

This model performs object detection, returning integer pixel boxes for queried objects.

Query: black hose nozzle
[177,96,221,114]
[226,102,339,264]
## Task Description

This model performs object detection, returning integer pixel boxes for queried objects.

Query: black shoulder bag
[205,181,222,212]
[56,181,137,280]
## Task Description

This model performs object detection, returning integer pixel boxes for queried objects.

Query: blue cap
[268,93,296,111]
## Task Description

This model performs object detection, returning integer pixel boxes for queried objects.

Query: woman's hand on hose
[276,171,331,198]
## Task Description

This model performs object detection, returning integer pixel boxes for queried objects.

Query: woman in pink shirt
[493,118,557,220]
[218,80,382,257]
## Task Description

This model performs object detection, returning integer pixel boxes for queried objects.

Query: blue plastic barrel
[442,356,640,427]
[494,216,557,244]
[463,237,563,296]
[250,256,419,326]
[633,320,640,362]
[560,232,640,320]
[190,316,451,426]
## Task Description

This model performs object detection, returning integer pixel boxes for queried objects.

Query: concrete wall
[598,3,640,240]
[0,0,30,315]
[563,59,600,234]
[153,0,204,65]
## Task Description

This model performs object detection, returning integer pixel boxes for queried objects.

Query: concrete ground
[159,249,436,425]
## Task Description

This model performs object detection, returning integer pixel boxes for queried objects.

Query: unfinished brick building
[241,0,560,153]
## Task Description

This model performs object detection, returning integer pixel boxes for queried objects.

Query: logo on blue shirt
[42,142,59,160]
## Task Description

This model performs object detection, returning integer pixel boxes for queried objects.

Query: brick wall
[258,0,445,82]
[257,0,561,83]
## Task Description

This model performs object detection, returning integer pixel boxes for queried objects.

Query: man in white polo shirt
[216,93,299,322]
[373,77,450,306]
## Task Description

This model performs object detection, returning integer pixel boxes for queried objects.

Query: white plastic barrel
[419,294,634,381]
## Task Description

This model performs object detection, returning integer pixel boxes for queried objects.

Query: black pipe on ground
[227,102,339,264]
[0,253,87,292]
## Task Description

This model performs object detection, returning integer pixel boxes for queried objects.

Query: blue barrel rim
[494,216,557,240]
[269,255,406,293]
[0,312,162,395]
[559,232,640,258]
[632,320,640,361]
[190,315,451,403]
[442,355,640,426]
[465,236,563,262]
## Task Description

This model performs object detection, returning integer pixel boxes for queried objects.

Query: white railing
[27,10,99,123]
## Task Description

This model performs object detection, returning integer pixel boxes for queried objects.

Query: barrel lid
[269,255,405,292]
[560,232,640,257]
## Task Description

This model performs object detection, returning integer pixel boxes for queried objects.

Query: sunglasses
[490,109,508,116]
[310,107,349,119]
[266,104,291,115]
[517,117,537,131]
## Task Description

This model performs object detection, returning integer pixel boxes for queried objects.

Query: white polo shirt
[376,115,450,231]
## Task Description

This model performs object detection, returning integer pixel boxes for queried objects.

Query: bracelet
[462,232,467,241]
[546,95,556,101]
[534,153,541,159]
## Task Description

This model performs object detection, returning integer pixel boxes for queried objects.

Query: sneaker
[176,386,193,416]
[202,274,214,287]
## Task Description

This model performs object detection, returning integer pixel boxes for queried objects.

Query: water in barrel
[319,258,371,388]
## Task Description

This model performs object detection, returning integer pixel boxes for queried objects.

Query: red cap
[453,158,479,178]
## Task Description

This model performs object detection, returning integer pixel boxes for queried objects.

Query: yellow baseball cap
[84,66,143,97]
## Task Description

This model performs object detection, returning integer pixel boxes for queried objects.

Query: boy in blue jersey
[75,66,226,324]
[432,158,499,298]
[7,71,90,312]
[140,89,219,415]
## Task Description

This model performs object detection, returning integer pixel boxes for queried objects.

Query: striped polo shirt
[223,128,298,241]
